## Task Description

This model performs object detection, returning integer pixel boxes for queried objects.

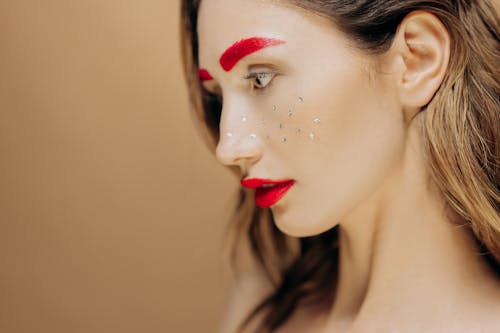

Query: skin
[197,0,500,332]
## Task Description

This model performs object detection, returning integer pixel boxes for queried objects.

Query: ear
[390,11,450,114]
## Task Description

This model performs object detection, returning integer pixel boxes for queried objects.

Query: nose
[216,132,263,169]
[215,99,263,170]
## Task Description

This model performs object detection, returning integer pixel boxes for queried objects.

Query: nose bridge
[218,93,243,134]
[215,95,263,168]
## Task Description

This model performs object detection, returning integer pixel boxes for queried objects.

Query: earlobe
[392,11,450,111]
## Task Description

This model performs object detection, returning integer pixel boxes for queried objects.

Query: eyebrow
[198,69,213,82]
[219,37,286,71]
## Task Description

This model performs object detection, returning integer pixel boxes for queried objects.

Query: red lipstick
[241,178,295,208]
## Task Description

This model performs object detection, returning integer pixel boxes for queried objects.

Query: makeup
[241,178,295,208]
[219,37,286,71]
[198,69,213,82]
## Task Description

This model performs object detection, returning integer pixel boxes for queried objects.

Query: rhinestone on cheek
[313,118,321,124]
[298,97,303,103]
[249,133,257,139]
[281,137,287,142]
[309,132,316,140]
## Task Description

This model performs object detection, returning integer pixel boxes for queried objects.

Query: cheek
[255,59,374,148]
[275,75,406,235]
[250,92,313,146]
[305,62,404,168]
[259,81,331,146]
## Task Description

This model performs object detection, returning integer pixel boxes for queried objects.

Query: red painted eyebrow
[219,37,286,72]
[198,68,213,82]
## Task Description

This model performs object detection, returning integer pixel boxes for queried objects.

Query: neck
[325,120,499,330]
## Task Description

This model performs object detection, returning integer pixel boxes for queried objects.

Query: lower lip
[255,181,295,208]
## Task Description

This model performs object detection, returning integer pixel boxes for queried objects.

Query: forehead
[196,0,327,68]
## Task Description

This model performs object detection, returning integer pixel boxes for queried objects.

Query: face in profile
[197,0,408,237]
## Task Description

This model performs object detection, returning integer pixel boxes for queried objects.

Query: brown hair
[180,1,500,332]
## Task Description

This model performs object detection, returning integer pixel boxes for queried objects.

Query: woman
[180,1,499,332]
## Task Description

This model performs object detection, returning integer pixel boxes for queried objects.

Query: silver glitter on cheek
[309,132,316,140]
[241,116,247,122]
[313,117,321,124]
[281,137,287,143]
[272,105,277,111]
[226,132,233,138]
[249,133,257,139]
[298,97,303,103]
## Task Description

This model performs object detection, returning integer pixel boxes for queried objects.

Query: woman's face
[197,0,407,236]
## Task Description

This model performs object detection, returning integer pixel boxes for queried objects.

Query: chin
[272,208,338,238]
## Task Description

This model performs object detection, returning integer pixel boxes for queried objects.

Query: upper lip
[241,178,294,189]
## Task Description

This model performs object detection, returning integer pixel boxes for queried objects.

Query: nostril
[215,134,238,166]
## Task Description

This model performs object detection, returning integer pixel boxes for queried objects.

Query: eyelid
[245,62,280,74]
[243,71,277,80]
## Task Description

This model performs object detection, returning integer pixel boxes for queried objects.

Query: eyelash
[203,71,276,104]
[244,71,276,94]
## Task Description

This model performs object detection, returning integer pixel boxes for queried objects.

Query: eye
[244,72,276,91]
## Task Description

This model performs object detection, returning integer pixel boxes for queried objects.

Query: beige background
[0,1,236,332]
